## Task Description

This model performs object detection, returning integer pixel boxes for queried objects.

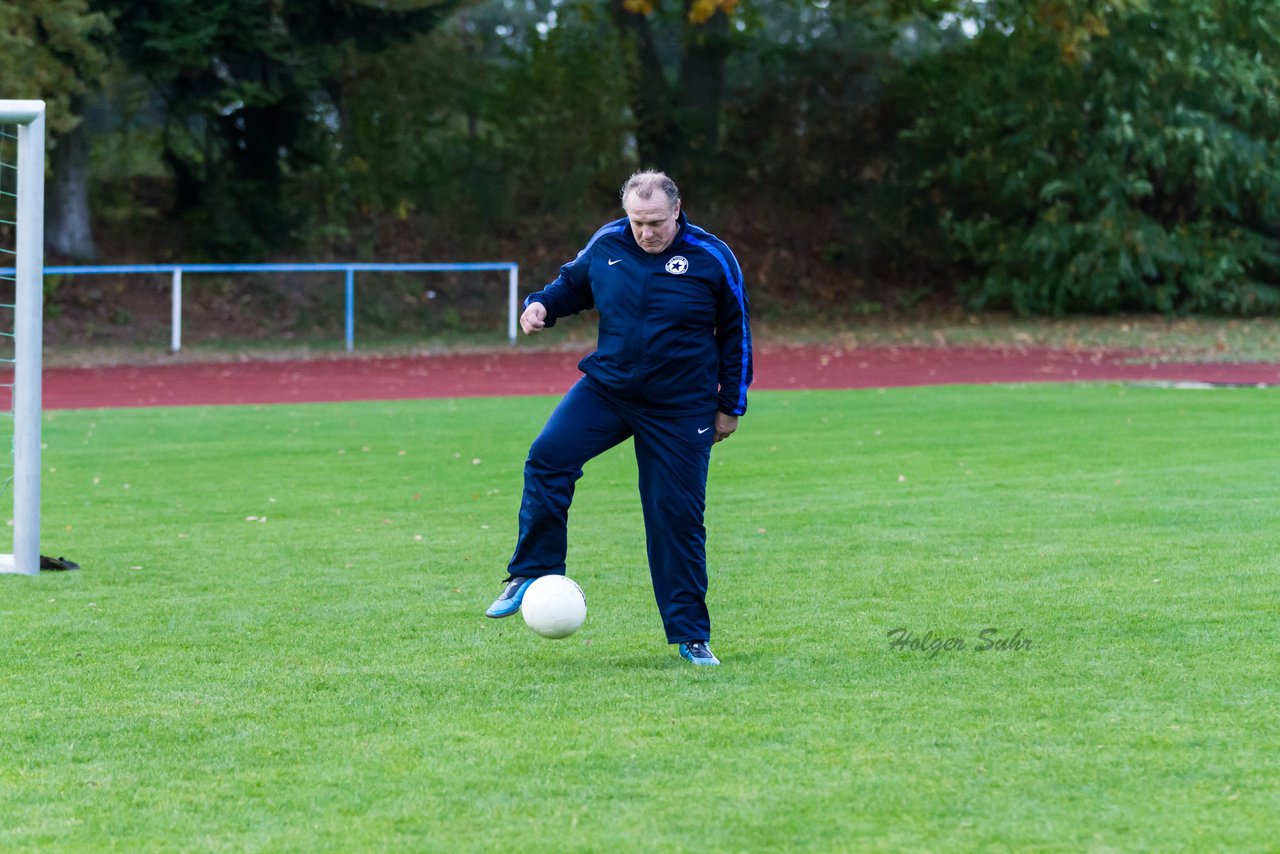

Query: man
[484,170,752,666]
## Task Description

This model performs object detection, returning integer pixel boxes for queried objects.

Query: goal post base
[0,553,38,576]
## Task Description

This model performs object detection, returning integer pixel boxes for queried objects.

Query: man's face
[624,192,681,254]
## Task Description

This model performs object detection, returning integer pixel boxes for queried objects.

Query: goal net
[0,100,45,576]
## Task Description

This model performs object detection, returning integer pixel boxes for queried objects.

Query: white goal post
[0,100,45,576]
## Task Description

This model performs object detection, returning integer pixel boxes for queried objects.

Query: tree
[608,0,738,184]
[893,0,1280,313]
[95,0,466,256]
[0,0,111,260]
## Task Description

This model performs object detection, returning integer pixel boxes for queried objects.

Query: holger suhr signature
[887,627,1032,659]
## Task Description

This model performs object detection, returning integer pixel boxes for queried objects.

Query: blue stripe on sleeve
[579,218,629,258]
[528,218,630,314]
[687,233,752,414]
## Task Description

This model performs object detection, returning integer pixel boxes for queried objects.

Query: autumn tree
[609,0,739,185]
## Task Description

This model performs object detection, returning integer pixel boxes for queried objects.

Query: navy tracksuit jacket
[507,211,752,643]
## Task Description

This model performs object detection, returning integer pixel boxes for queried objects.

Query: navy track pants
[507,378,716,644]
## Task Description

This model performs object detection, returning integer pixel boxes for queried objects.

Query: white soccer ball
[521,575,587,639]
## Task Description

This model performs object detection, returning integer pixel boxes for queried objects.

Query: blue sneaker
[678,641,720,666]
[484,576,535,618]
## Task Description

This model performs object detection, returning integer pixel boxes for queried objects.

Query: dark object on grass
[40,556,80,571]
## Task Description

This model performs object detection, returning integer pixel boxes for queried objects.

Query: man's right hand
[520,302,548,335]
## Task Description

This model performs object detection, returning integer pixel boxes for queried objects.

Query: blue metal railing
[0,262,521,352]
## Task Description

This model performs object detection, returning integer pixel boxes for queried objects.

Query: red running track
[29,345,1279,410]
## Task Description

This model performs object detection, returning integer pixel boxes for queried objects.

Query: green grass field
[2,384,1278,851]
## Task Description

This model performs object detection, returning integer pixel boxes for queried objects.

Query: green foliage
[721,4,891,199]
[21,0,1280,319]
[895,0,1280,314]
[94,0,465,257]
[323,4,633,238]
[0,0,111,135]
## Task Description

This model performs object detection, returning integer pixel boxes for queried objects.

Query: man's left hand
[714,412,739,443]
